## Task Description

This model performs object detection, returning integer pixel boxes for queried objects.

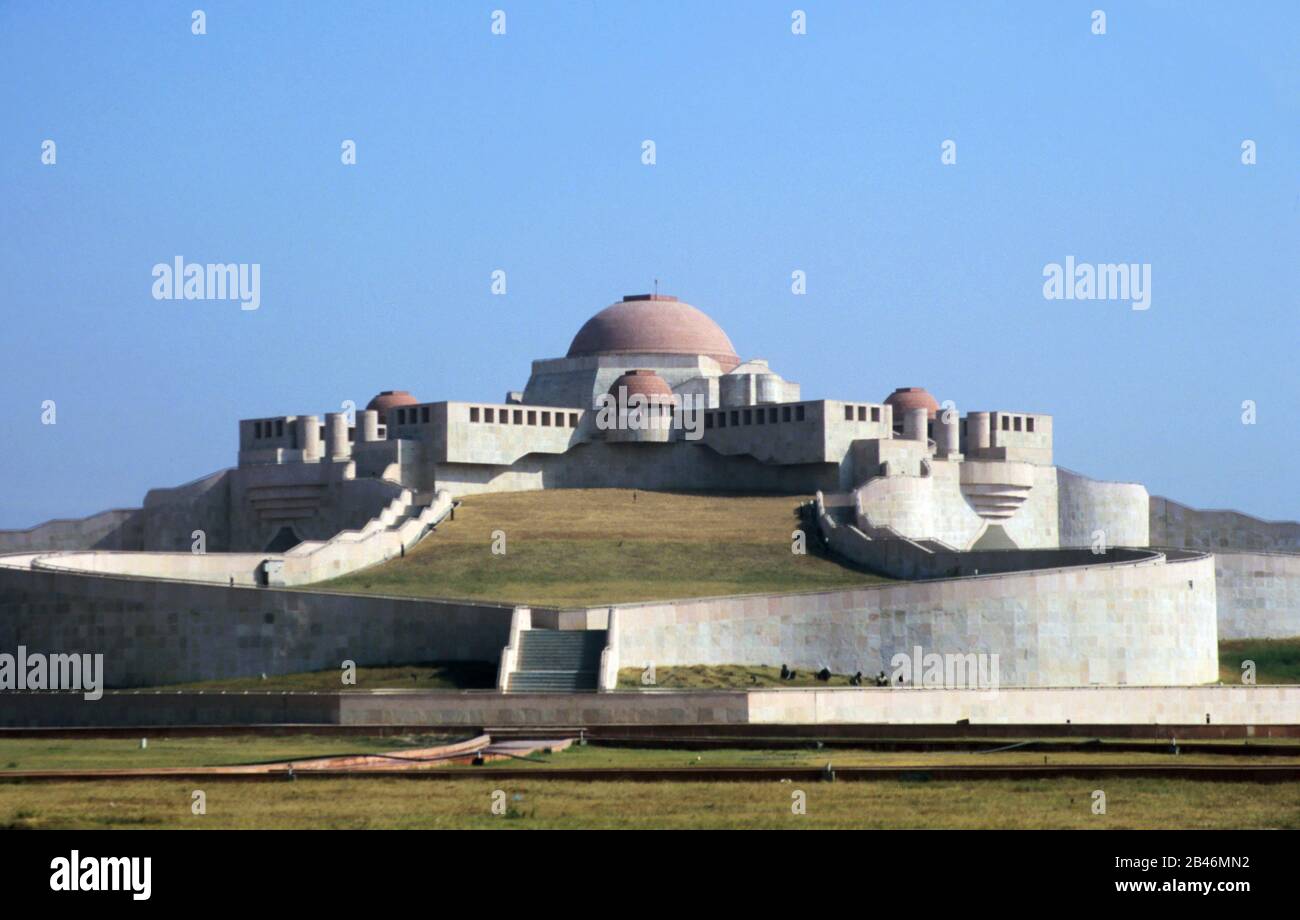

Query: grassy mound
[142,662,498,692]
[317,489,887,606]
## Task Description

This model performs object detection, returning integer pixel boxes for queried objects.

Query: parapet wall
[11,491,455,588]
[0,508,143,553]
[1150,496,1300,552]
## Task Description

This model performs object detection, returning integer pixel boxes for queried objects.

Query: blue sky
[1,0,1297,526]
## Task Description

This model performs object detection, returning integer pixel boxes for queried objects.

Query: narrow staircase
[507,629,606,691]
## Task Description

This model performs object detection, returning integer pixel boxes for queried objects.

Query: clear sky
[1,1,1297,527]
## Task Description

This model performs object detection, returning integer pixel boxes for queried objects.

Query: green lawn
[1219,638,1300,684]
[315,489,887,606]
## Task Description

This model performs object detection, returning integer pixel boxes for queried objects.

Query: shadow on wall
[265,527,302,553]
[970,524,1017,550]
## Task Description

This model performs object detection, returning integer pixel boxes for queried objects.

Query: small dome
[884,387,940,420]
[609,369,677,403]
[568,295,741,371]
[366,390,417,423]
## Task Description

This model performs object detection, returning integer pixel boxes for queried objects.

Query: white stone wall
[0,563,513,687]
[611,551,1219,687]
[139,469,233,551]
[850,437,930,486]
[853,464,1151,552]
[0,508,142,553]
[856,473,950,541]
[748,685,1300,725]
[854,461,1060,550]
[430,401,583,466]
[228,463,410,551]
[7,492,455,588]
[1147,495,1298,639]
[985,411,1054,464]
[702,401,843,465]
[1057,467,1150,547]
[6,685,1296,728]
[430,440,842,497]
[996,462,1060,548]
[1215,551,1300,639]
[823,402,893,476]
[1150,496,1300,552]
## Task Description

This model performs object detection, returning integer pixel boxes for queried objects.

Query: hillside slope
[317,489,887,606]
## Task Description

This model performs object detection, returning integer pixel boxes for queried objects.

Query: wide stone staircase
[507,629,606,692]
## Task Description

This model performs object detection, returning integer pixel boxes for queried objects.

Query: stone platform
[2,685,1296,729]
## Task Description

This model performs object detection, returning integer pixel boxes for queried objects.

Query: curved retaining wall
[610,551,1219,687]
[1150,496,1300,552]
[0,496,1224,689]
[1057,467,1149,548]
[1148,496,1300,639]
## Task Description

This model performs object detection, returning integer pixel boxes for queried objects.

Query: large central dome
[566,294,740,371]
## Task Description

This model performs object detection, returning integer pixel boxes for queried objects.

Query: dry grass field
[6,736,1297,774]
[4,736,1297,829]
[2,774,1297,830]
[318,489,888,606]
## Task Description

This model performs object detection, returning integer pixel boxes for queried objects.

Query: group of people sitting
[778,664,898,686]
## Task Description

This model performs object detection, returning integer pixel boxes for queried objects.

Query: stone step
[507,670,599,692]
[510,631,606,690]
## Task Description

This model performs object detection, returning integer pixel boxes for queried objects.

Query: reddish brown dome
[366,390,417,423]
[608,369,677,403]
[884,387,940,420]
[568,295,740,371]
